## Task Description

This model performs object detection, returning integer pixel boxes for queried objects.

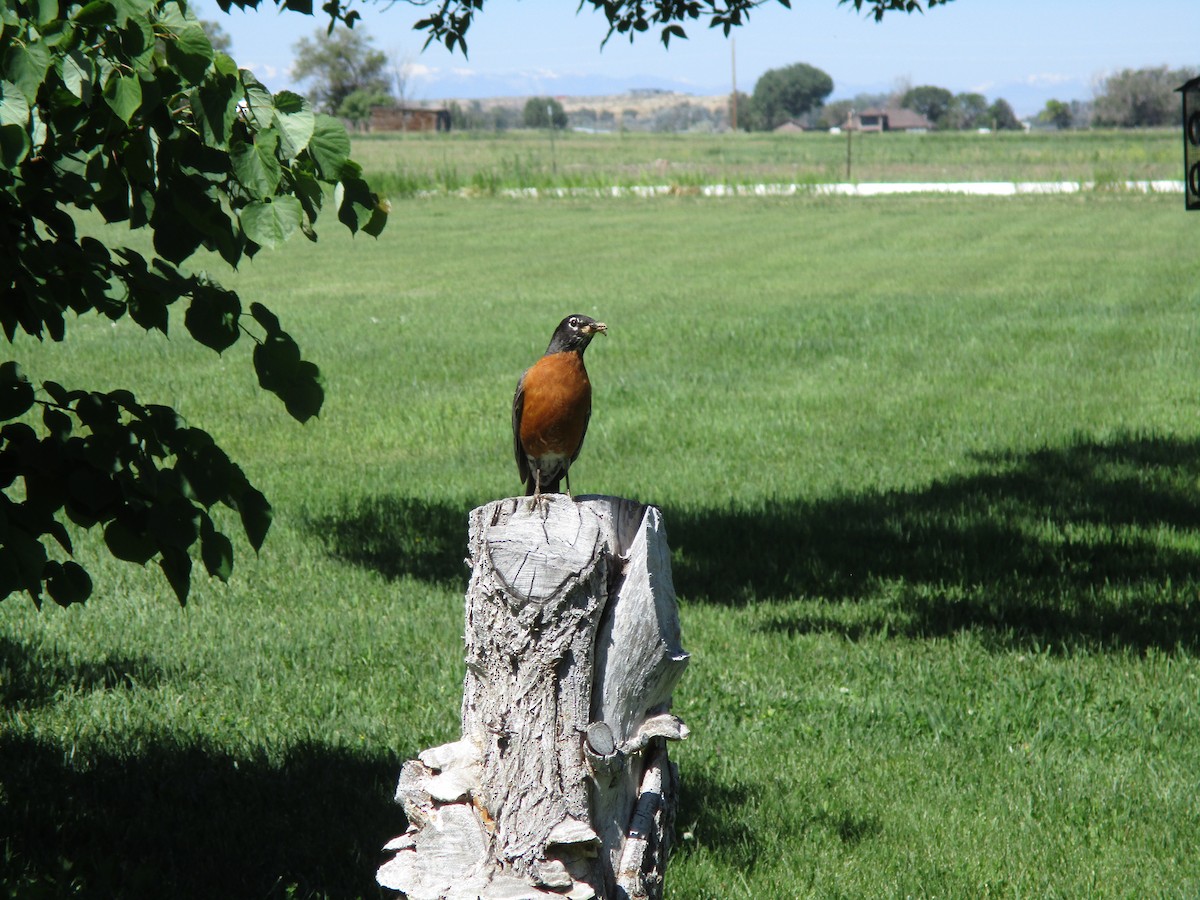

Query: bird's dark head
[545,314,608,355]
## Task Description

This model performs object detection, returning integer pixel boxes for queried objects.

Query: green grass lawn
[3,190,1200,897]
[349,128,1180,196]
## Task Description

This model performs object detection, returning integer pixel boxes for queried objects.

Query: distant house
[854,108,933,133]
[370,106,452,133]
[773,120,807,133]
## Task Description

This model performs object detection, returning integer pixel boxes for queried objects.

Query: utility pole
[730,39,738,132]
[846,108,854,181]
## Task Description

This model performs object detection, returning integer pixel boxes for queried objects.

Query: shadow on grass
[0,654,405,899]
[676,770,760,870]
[304,496,471,586]
[0,636,168,710]
[666,432,1200,652]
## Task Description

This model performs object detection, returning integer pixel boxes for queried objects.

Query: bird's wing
[512,369,530,486]
[569,395,592,466]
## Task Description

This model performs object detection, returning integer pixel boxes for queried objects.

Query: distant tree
[817,99,854,130]
[571,107,599,130]
[523,97,568,130]
[728,91,764,131]
[1039,99,1074,130]
[340,87,394,128]
[750,62,834,130]
[292,28,392,117]
[948,92,988,130]
[988,98,1022,131]
[1092,65,1197,128]
[199,18,233,53]
[901,85,954,129]
[652,101,715,132]
[727,91,752,131]
[491,105,520,130]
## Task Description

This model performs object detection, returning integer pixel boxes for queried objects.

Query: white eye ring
[569,316,580,328]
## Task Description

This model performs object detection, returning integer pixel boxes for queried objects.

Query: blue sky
[201,0,1199,117]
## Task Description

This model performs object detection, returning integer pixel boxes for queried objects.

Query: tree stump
[377,495,690,900]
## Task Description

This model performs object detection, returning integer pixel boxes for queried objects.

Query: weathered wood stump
[377,495,690,900]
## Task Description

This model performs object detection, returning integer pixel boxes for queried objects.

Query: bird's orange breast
[519,351,591,459]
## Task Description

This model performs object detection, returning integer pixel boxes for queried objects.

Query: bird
[513,314,607,506]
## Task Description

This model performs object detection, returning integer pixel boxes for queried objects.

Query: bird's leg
[564,467,573,500]
[527,468,544,511]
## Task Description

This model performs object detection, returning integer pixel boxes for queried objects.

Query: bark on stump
[377,495,690,900]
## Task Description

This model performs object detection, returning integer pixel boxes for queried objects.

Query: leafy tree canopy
[901,84,954,129]
[1039,99,1074,130]
[988,98,1021,131]
[947,91,987,130]
[1,0,387,606]
[1092,65,1198,129]
[523,97,568,130]
[750,61,834,130]
[293,27,392,118]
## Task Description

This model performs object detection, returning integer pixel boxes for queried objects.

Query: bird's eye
[568,316,579,328]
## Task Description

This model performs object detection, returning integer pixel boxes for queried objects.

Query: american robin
[513,314,607,505]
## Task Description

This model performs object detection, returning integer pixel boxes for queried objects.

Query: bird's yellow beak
[586,321,608,336]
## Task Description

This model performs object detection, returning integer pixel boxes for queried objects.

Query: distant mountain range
[410,70,1093,119]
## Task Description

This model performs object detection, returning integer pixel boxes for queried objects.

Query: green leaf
[253,326,324,422]
[236,486,271,552]
[119,14,155,68]
[200,516,233,581]
[231,128,282,198]
[103,73,143,124]
[253,329,300,387]
[35,0,60,26]
[308,114,351,180]
[240,72,275,130]
[192,68,241,147]
[165,20,214,85]
[5,38,52,104]
[240,196,302,249]
[0,124,30,168]
[272,91,314,158]
[175,437,234,507]
[43,406,72,440]
[46,560,92,606]
[335,173,387,236]
[0,79,29,127]
[149,497,201,551]
[3,529,48,601]
[159,545,191,605]
[249,301,281,335]
[184,286,241,353]
[0,361,35,421]
[128,289,169,334]
[279,360,324,422]
[60,49,93,102]
[104,518,157,564]
[71,0,116,25]
[112,0,154,26]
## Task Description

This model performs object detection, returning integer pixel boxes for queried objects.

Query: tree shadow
[0,636,168,710]
[675,770,760,870]
[0,703,406,899]
[303,496,471,586]
[666,433,1200,652]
